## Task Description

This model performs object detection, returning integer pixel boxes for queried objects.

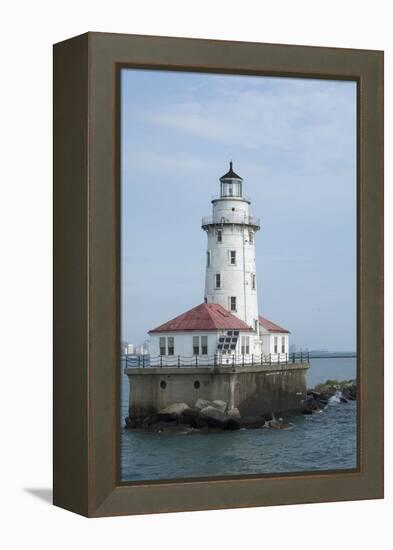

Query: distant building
[148,162,290,365]
[127,343,134,355]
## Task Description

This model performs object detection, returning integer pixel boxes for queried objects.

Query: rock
[155,412,178,423]
[195,398,213,410]
[239,416,265,429]
[159,402,190,416]
[200,406,240,430]
[342,385,357,400]
[191,414,209,429]
[212,400,227,413]
[224,418,241,430]
[180,407,201,425]
[150,420,178,432]
[152,422,195,434]
[303,396,320,412]
[125,416,136,429]
[200,405,228,424]
[227,407,241,420]
[307,390,320,399]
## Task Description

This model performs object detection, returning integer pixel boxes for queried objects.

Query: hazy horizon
[121,69,356,351]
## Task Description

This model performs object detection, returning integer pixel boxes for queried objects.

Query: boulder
[152,422,194,434]
[200,406,240,430]
[180,407,201,426]
[159,403,190,416]
[156,403,190,423]
[227,407,241,420]
[195,398,213,410]
[200,405,228,424]
[212,400,227,413]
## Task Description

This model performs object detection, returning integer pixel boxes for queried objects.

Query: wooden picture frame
[53,32,383,517]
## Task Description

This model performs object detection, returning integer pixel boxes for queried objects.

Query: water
[120,356,357,481]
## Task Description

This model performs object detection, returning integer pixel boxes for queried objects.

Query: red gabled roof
[259,316,290,334]
[149,303,252,333]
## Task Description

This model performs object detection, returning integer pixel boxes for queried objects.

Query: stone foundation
[125,363,309,419]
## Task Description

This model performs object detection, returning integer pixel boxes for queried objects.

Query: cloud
[141,77,356,169]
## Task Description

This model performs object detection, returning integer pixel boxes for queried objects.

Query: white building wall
[259,331,289,362]
[149,330,258,366]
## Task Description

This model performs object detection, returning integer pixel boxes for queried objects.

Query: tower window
[230,250,236,265]
[159,337,166,356]
[249,231,254,244]
[274,336,278,354]
[193,336,200,355]
[168,337,174,356]
[201,336,208,355]
[207,250,210,267]
[217,229,222,242]
[254,320,258,333]
[251,273,256,290]
[230,296,236,311]
[281,336,285,354]
[215,273,221,288]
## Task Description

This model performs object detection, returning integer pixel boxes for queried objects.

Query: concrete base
[125,363,309,418]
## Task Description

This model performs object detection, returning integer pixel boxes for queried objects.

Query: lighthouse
[202,162,260,336]
[147,161,290,364]
[125,162,309,422]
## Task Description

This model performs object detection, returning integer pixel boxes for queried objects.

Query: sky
[121,69,357,351]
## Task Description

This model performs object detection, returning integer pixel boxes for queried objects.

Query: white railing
[201,215,260,228]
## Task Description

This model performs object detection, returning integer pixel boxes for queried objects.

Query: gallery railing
[121,351,317,369]
[201,215,260,228]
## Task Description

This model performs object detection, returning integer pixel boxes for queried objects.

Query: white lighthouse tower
[202,162,261,338]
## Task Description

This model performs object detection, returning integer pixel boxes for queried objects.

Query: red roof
[149,303,252,333]
[259,316,290,333]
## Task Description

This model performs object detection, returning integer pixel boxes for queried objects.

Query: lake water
[120,356,357,481]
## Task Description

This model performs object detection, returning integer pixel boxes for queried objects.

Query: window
[206,250,210,267]
[274,336,278,354]
[249,231,254,244]
[193,336,200,355]
[241,336,250,355]
[254,320,258,333]
[251,273,256,290]
[168,337,174,356]
[217,229,222,242]
[230,250,236,265]
[201,336,208,355]
[215,273,221,288]
[281,336,285,354]
[230,296,236,311]
[159,337,166,356]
